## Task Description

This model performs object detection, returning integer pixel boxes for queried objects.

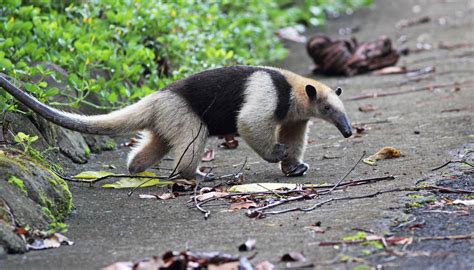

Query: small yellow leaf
[363,147,401,166]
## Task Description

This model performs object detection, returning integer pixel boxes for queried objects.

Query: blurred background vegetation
[0,0,372,111]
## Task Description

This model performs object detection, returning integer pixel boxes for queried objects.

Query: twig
[423,185,474,194]
[260,198,334,215]
[345,80,474,101]
[431,160,473,171]
[194,171,211,219]
[351,119,391,126]
[329,151,366,193]
[257,184,285,199]
[417,235,473,241]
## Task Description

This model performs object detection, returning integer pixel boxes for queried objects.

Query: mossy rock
[0,149,73,253]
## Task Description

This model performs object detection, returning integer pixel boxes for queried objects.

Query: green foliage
[8,175,28,195]
[1,0,371,110]
[343,232,367,241]
[14,131,38,154]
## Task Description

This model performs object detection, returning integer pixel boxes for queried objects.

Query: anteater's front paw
[281,162,309,177]
[265,143,289,163]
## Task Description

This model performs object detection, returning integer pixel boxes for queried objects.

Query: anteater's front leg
[278,120,310,177]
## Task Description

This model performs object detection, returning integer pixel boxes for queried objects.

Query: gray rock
[3,113,50,150]
[83,134,116,153]
[56,128,90,164]
[0,150,72,254]
[0,223,26,254]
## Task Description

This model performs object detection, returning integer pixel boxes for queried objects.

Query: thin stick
[261,198,334,215]
[351,119,391,126]
[431,160,473,171]
[345,80,474,101]
[423,185,474,194]
[329,151,366,193]
[418,235,473,241]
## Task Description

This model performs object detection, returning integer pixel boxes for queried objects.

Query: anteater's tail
[0,75,155,135]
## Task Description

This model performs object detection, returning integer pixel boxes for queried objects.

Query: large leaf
[73,171,116,179]
[102,172,173,189]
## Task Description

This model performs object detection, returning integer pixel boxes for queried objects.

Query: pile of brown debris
[306,34,399,76]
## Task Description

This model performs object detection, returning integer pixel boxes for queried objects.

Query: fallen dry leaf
[219,135,239,149]
[452,199,474,206]
[363,147,401,166]
[172,180,195,192]
[230,200,258,210]
[139,194,159,200]
[228,183,297,193]
[27,233,74,250]
[158,192,176,200]
[201,149,215,162]
[238,239,256,251]
[281,252,306,262]
[358,104,379,112]
[386,236,413,245]
[195,191,229,202]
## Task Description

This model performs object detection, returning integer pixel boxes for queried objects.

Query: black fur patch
[167,66,291,136]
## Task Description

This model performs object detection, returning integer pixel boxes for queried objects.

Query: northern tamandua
[0,66,352,179]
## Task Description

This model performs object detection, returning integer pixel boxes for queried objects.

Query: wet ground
[2,0,473,269]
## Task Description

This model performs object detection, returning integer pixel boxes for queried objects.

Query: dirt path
[3,0,473,269]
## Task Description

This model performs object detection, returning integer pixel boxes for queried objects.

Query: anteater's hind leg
[127,131,170,174]
[170,122,208,180]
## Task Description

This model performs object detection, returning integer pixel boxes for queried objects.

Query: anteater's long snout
[334,112,352,138]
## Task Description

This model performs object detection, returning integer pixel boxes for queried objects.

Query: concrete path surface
[2,0,473,269]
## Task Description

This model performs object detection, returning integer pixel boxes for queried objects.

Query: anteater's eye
[324,105,330,111]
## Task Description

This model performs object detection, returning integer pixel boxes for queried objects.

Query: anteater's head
[304,82,352,138]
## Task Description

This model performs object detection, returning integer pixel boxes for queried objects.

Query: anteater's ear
[305,85,317,100]
[335,87,343,96]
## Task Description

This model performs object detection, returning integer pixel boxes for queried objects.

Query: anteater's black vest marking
[168,66,291,136]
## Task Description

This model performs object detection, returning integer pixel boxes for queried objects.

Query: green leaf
[73,171,116,179]
[102,175,172,189]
